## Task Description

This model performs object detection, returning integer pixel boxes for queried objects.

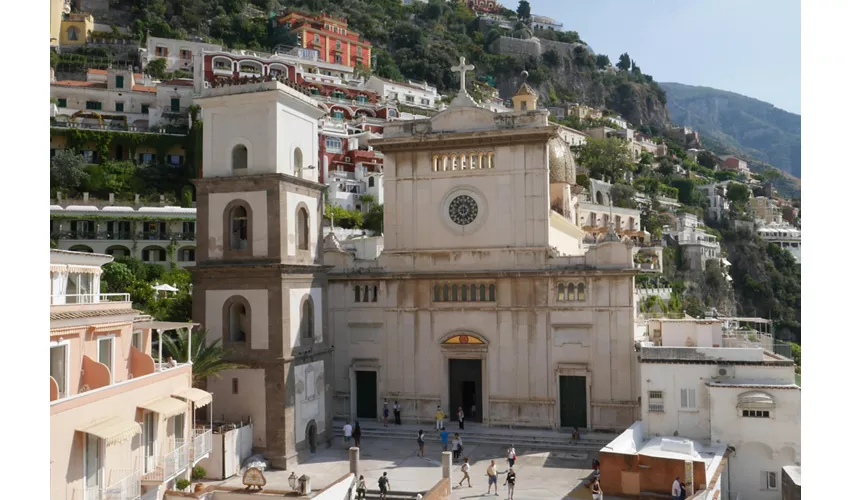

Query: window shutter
[680,389,688,409]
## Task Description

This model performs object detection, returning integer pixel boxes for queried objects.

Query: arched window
[354,285,361,303]
[294,148,303,175]
[471,285,477,301]
[442,155,449,171]
[450,154,458,171]
[479,284,485,300]
[232,144,248,171]
[229,205,249,251]
[487,152,495,168]
[372,285,378,302]
[451,284,458,301]
[461,285,468,301]
[67,27,79,41]
[567,284,576,301]
[368,177,375,187]
[469,153,477,170]
[433,285,440,302]
[443,284,449,301]
[362,286,370,302]
[595,191,603,205]
[577,283,586,301]
[590,213,597,227]
[432,155,439,172]
[228,301,248,342]
[615,215,622,229]
[488,284,496,302]
[602,214,609,227]
[325,137,343,153]
[629,217,635,230]
[478,152,485,169]
[300,298,314,339]
[297,207,310,251]
[557,283,565,301]
[459,154,467,170]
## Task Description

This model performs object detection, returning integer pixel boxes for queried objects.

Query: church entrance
[559,375,587,428]
[449,359,482,423]
[355,371,377,420]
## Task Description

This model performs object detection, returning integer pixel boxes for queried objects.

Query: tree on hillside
[726,182,750,204]
[610,183,636,208]
[542,48,561,67]
[616,53,631,71]
[575,138,633,184]
[145,58,167,79]
[517,1,531,22]
[762,167,782,183]
[51,150,89,196]
[595,54,610,69]
[696,150,716,170]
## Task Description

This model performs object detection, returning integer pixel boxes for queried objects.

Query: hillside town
[49,2,801,500]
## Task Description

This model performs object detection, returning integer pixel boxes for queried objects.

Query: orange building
[276,11,372,69]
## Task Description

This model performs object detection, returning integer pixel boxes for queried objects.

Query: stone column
[350,447,360,477]
[441,451,452,483]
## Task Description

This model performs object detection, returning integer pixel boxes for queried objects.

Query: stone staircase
[332,420,612,452]
[357,490,425,500]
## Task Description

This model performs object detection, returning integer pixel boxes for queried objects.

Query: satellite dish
[63,4,71,14]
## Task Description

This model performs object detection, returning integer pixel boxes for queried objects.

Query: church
[191,60,640,468]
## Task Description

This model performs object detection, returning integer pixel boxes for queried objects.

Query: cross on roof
[451,56,475,94]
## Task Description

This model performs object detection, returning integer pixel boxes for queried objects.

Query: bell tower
[191,80,332,468]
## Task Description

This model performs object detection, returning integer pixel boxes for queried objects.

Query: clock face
[448,195,478,226]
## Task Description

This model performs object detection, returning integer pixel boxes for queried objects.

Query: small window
[67,26,79,41]
[232,378,239,394]
[57,98,67,107]
[479,284,485,300]
[354,285,361,303]
[451,285,458,301]
[229,206,249,251]
[433,285,440,302]
[170,98,180,112]
[488,284,496,302]
[557,283,565,302]
[314,34,320,43]
[50,344,68,399]
[232,144,248,171]
[680,388,697,410]
[761,471,778,490]
[132,331,143,350]
[115,102,124,112]
[648,390,664,413]
[372,286,378,303]
[368,177,375,187]
[301,298,314,339]
[743,410,771,418]
[297,207,310,251]
[461,285,468,301]
[141,104,150,114]
[86,101,102,110]
[115,75,124,89]
[567,284,576,301]
[336,40,341,50]
[98,337,114,384]
[180,49,192,60]
[443,285,449,301]
[577,283,586,301]
[470,285,477,301]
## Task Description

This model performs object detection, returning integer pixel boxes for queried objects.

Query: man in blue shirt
[440,429,449,451]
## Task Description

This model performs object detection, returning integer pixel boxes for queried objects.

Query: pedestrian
[343,421,353,445]
[506,445,517,468]
[440,428,449,451]
[457,406,465,430]
[383,401,390,427]
[457,434,464,459]
[572,427,581,442]
[471,402,477,420]
[417,429,425,456]
[592,458,600,477]
[679,481,688,500]
[591,476,603,500]
[452,433,461,461]
[486,460,500,496]
[378,472,390,500]
[356,475,367,500]
[394,401,401,425]
[435,406,445,430]
[504,467,516,500]
[353,421,362,448]
[458,457,472,488]
[671,476,681,500]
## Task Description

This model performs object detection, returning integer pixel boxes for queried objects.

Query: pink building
[50,249,212,500]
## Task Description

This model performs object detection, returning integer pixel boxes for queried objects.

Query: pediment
[429,106,498,133]
[441,332,487,345]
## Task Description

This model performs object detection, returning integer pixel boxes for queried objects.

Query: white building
[696,181,734,221]
[757,224,801,263]
[638,318,800,500]
[364,75,440,111]
[50,204,197,267]
[554,123,587,147]
[326,165,384,212]
[606,115,629,130]
[663,213,721,271]
[144,35,223,73]
[530,14,564,31]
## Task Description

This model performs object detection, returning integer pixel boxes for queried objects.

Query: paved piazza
[218,437,605,499]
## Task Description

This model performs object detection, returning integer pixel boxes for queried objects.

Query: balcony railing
[51,293,131,305]
[162,106,190,115]
[52,231,196,241]
[142,439,190,483]
[76,469,141,500]
[137,231,171,241]
[191,427,213,462]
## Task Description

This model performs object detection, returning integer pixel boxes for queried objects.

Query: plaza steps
[358,491,425,500]
[332,420,611,452]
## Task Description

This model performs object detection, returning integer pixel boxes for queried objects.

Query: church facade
[323,76,641,430]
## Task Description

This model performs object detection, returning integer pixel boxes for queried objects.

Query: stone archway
[306,420,318,453]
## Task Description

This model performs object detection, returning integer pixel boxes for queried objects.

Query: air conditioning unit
[716,366,735,379]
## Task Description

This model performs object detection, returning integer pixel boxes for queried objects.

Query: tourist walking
[591,476,603,500]
[435,406,445,430]
[343,421,353,445]
[383,401,390,427]
[394,401,402,425]
[486,460,500,496]
[504,467,516,500]
[506,445,517,468]
[457,406,465,430]
[452,433,461,461]
[378,472,390,500]
[440,428,449,451]
[417,429,426,456]
[458,457,472,488]
[572,427,581,442]
[356,475,367,499]
[671,476,681,499]
[353,421,362,448]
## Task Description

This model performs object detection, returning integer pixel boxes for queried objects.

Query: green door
[559,375,587,428]
[355,371,377,419]
[171,98,180,112]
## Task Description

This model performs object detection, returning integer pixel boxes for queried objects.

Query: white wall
[294,360,327,444]
[207,369,267,449]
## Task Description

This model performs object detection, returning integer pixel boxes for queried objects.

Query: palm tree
[160,328,245,387]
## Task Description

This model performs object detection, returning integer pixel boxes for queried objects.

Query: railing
[191,427,213,462]
[51,120,189,136]
[52,231,196,241]
[137,231,170,241]
[76,469,141,500]
[51,293,131,305]
[142,439,190,483]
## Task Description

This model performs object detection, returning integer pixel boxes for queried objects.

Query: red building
[468,0,504,14]
[276,11,372,69]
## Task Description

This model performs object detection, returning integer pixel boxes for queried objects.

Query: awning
[721,258,732,266]
[174,388,213,409]
[78,417,141,445]
[139,397,187,418]
[133,321,199,331]
[152,283,179,292]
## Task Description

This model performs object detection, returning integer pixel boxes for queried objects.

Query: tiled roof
[51,308,140,322]
[52,81,107,89]
[132,85,156,93]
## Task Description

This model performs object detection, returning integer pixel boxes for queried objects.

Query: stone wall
[421,478,451,500]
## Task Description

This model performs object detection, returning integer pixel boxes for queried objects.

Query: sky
[531,0,801,114]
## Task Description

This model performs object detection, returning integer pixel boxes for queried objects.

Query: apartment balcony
[190,427,213,463]
[213,66,234,76]
[50,293,131,306]
[75,469,141,500]
[161,106,190,117]
[142,439,191,484]
[137,231,171,241]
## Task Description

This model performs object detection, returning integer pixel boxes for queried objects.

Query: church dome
[548,135,577,184]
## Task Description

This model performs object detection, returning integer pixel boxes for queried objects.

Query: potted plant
[176,479,191,491]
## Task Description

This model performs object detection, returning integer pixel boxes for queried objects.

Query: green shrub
[192,466,207,481]
[176,479,191,491]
